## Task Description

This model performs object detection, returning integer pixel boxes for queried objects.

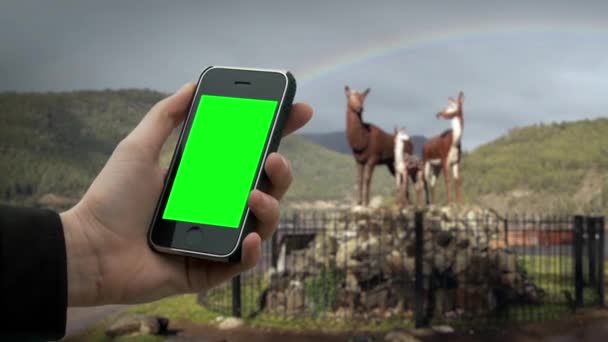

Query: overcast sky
[1,0,607,149]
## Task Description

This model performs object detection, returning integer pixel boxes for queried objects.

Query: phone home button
[185,226,203,247]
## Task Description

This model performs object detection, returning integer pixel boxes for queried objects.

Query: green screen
[162,95,278,228]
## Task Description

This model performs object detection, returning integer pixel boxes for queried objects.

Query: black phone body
[148,66,296,262]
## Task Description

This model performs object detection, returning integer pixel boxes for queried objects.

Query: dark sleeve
[0,205,67,340]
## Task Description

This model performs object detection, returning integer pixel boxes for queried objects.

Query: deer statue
[422,91,465,205]
[394,127,424,208]
[344,86,395,206]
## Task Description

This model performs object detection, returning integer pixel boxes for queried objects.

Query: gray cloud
[1,0,607,149]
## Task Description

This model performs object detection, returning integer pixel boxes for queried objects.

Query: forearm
[0,205,68,339]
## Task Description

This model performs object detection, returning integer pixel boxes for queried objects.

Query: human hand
[60,83,312,306]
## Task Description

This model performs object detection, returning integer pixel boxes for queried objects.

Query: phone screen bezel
[149,66,288,258]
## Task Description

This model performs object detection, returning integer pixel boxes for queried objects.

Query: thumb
[126,82,196,160]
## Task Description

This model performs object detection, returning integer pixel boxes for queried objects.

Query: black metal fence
[200,210,605,330]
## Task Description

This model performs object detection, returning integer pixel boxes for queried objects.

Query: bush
[304,270,345,314]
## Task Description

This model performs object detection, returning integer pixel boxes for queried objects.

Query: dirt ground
[165,308,608,342]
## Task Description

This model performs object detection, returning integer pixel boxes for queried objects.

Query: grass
[1,90,606,215]
[0,90,395,210]
[279,134,394,202]
[70,252,608,341]
[129,294,219,322]
[304,270,345,314]
[461,119,608,214]
[2,89,606,336]
[464,120,608,194]
[0,90,165,209]
[67,295,215,341]
[248,312,415,333]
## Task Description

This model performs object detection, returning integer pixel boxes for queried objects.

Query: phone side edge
[227,71,297,262]
[147,66,214,252]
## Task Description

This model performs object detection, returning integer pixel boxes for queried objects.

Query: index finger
[282,103,313,137]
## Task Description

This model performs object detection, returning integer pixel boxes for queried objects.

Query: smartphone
[148,66,296,262]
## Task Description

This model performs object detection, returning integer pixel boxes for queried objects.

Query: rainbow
[294,19,608,84]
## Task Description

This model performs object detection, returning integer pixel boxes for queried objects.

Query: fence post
[232,275,242,317]
[574,215,584,307]
[414,210,425,328]
[271,227,279,269]
[598,216,605,306]
[587,217,597,286]
[504,217,509,247]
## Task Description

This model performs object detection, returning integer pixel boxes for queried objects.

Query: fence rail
[200,209,605,330]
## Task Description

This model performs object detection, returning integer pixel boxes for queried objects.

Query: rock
[266,290,286,312]
[385,331,420,342]
[345,271,359,291]
[326,219,348,232]
[313,236,337,268]
[433,251,453,273]
[336,252,362,270]
[440,206,453,220]
[105,314,169,338]
[286,280,306,313]
[369,196,384,209]
[465,218,479,232]
[501,272,523,291]
[456,238,470,249]
[435,231,453,247]
[288,249,313,274]
[357,235,380,258]
[432,325,455,334]
[260,204,542,320]
[459,286,496,314]
[475,234,489,247]
[528,287,545,304]
[452,249,471,274]
[423,241,435,255]
[353,260,383,283]
[218,317,244,330]
[422,260,433,277]
[385,250,415,275]
[351,205,369,213]
[466,210,477,223]
[336,238,359,269]
[439,220,450,231]
[405,243,416,257]
[269,271,290,292]
[333,306,352,320]
[361,285,389,309]
[496,250,517,273]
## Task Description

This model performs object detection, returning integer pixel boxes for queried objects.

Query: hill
[1,90,605,215]
[460,119,608,214]
[303,131,427,156]
[278,135,394,202]
[0,90,394,209]
[0,90,165,207]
